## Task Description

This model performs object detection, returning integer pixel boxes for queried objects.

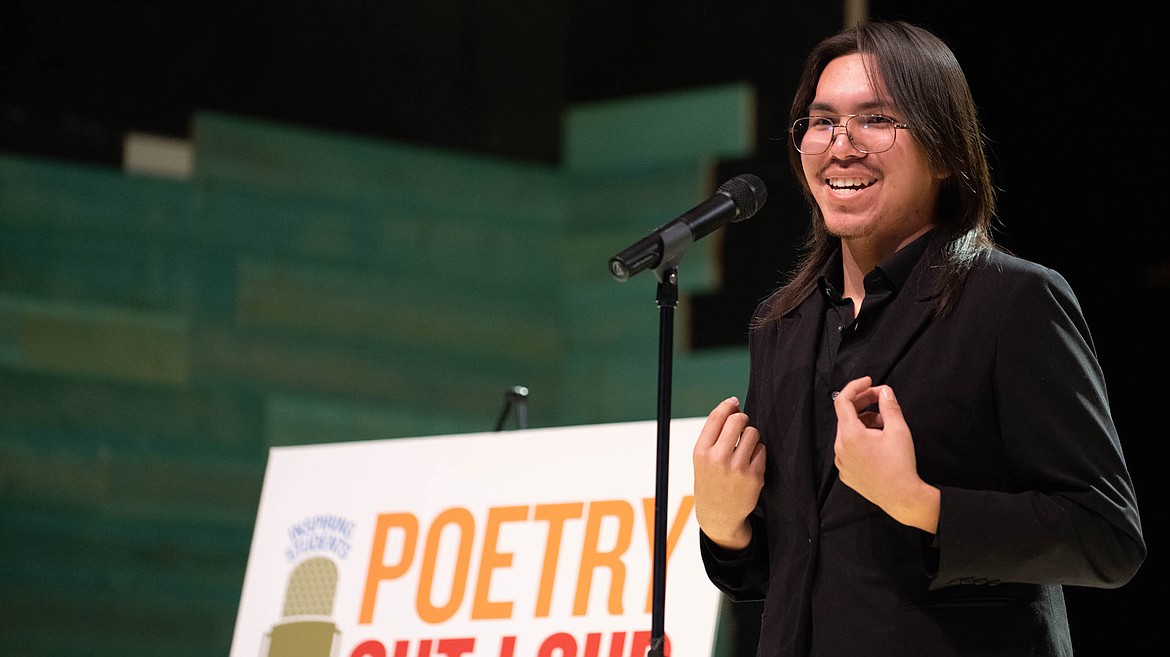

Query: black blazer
[701,246,1145,657]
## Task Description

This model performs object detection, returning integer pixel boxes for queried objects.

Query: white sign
[230,417,721,657]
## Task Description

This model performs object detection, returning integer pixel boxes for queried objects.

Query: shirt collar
[873,229,933,292]
[817,229,934,301]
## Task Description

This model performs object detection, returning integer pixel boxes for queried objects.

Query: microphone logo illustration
[262,556,341,657]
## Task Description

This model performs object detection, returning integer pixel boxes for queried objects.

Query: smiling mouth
[827,177,876,191]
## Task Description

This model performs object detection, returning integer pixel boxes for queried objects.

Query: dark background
[3,1,1163,653]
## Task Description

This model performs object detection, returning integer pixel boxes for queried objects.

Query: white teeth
[827,177,874,190]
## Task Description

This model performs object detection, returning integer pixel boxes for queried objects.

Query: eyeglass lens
[793,115,898,154]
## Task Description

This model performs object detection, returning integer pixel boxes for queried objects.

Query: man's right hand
[692,396,767,550]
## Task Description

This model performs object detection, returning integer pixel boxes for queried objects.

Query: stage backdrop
[230,417,721,657]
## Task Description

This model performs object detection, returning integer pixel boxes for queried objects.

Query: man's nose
[828,124,858,154]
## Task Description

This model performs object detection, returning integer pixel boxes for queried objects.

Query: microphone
[263,556,340,657]
[608,173,767,282]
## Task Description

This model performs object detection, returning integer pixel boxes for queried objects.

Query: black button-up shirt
[811,232,932,500]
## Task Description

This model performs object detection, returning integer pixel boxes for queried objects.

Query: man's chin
[822,214,874,240]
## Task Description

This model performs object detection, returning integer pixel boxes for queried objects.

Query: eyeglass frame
[789,114,910,155]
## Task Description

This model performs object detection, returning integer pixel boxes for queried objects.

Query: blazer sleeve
[699,511,770,601]
[697,298,780,601]
[933,261,1145,589]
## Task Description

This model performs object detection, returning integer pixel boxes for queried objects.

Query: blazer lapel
[771,297,823,533]
[850,248,942,385]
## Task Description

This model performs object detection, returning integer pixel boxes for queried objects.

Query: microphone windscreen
[282,556,339,617]
[719,174,768,222]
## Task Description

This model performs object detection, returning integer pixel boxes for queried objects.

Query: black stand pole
[493,385,529,431]
[648,265,678,657]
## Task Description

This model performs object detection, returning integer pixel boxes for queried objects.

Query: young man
[692,20,1145,657]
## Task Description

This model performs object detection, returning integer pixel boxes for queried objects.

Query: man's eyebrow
[807,100,888,114]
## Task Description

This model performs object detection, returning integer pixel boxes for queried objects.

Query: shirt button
[831,390,840,399]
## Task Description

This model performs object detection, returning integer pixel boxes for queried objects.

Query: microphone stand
[647,262,679,657]
[606,174,765,657]
[612,218,692,657]
[493,385,529,431]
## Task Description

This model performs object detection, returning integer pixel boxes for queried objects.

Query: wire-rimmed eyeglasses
[790,114,910,154]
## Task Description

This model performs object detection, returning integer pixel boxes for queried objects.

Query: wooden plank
[0,153,194,239]
[0,293,190,385]
[192,111,567,226]
[564,83,756,174]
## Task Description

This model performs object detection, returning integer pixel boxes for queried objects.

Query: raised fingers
[696,396,746,448]
[833,376,880,429]
[694,396,757,466]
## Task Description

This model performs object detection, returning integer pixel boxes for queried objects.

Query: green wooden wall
[0,84,755,656]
